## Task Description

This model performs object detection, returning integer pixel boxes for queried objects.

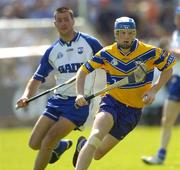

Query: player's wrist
[151,84,160,93]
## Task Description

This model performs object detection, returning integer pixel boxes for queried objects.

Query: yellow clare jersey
[81,39,176,108]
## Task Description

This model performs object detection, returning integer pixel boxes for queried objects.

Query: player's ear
[114,30,118,42]
[53,14,57,27]
[54,20,57,27]
[72,18,75,26]
[133,30,137,37]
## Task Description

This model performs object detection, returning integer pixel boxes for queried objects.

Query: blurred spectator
[0,0,78,19]
[0,59,17,87]
[96,6,120,44]
[1,0,27,18]
[27,0,62,18]
[0,28,54,47]
[160,4,175,33]
[0,0,178,45]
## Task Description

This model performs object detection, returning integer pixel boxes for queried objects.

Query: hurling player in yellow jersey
[73,17,176,170]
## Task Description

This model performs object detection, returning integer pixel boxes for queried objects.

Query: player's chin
[120,43,131,49]
[59,30,69,35]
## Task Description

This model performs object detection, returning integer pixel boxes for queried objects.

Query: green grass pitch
[0,126,179,170]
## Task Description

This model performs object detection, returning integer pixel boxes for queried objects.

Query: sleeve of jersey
[81,52,104,73]
[91,39,103,54]
[33,48,53,83]
[84,35,103,54]
[153,48,176,71]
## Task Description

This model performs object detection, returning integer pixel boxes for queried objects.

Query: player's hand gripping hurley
[75,62,147,108]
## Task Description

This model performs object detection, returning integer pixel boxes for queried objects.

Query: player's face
[54,12,74,36]
[174,14,180,30]
[114,29,136,49]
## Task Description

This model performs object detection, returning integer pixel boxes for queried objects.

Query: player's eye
[55,19,62,23]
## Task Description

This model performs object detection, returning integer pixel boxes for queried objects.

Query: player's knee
[162,114,167,123]
[87,129,102,149]
[29,140,40,150]
[162,117,173,128]
[94,149,105,160]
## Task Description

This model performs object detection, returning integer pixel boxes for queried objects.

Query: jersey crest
[78,47,84,54]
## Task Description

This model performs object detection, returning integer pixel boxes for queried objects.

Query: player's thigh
[162,100,180,124]
[29,115,55,149]
[43,116,76,146]
[94,134,119,160]
[91,112,114,139]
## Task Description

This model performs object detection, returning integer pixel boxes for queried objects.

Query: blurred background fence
[0,0,180,128]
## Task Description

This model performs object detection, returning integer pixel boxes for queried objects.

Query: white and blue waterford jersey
[170,30,180,76]
[33,32,103,96]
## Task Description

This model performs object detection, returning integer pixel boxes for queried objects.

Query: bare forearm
[76,69,88,95]
[22,78,42,99]
[171,49,180,58]
[153,68,173,92]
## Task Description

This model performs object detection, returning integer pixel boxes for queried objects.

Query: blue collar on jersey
[59,32,80,46]
[118,39,138,56]
[130,39,138,52]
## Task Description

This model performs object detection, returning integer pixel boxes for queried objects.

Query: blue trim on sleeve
[80,33,103,54]
[84,62,95,72]
[159,55,175,71]
[33,44,54,82]
[92,56,104,64]
[154,50,168,65]
[154,55,165,65]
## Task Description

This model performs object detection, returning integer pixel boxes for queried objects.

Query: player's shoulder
[79,32,101,43]
[103,43,116,52]
[172,30,179,35]
[79,32,103,53]
[172,30,179,39]
[42,39,60,58]
[138,39,157,50]
[46,39,60,52]
[94,43,115,57]
[139,40,165,57]
[80,32,97,39]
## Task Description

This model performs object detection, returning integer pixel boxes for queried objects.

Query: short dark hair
[54,7,74,20]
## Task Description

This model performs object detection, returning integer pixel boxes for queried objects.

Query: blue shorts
[43,94,89,127]
[167,75,180,101]
[99,95,142,140]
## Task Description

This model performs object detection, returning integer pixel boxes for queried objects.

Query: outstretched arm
[171,48,180,58]
[143,68,173,105]
[16,78,42,108]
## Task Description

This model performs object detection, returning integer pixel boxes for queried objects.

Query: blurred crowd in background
[0,0,180,126]
[0,0,180,45]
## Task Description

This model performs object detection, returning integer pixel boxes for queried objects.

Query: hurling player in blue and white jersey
[142,6,180,165]
[16,7,102,170]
